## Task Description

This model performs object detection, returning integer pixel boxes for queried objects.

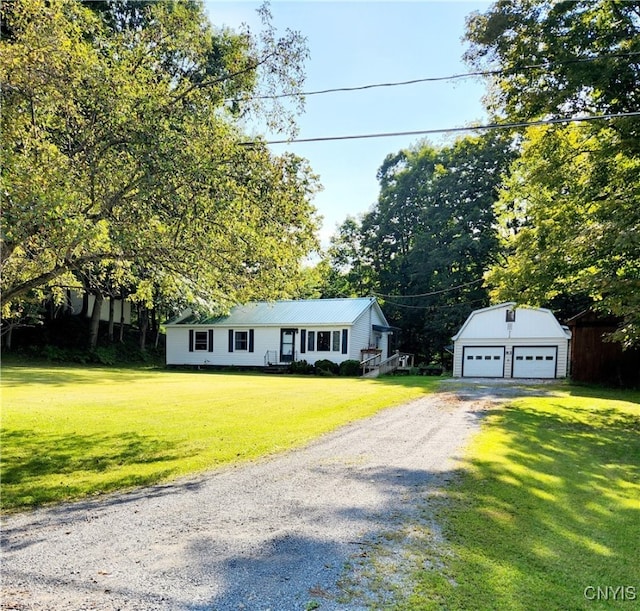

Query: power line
[380,297,488,311]
[239,111,640,146]
[227,51,640,103]
[374,278,483,299]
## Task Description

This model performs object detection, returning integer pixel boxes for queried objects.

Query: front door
[280,329,296,363]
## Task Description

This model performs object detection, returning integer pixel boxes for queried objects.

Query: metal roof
[168,298,383,327]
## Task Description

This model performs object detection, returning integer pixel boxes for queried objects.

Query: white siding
[298,325,351,365]
[452,304,570,378]
[166,326,278,367]
[68,292,132,325]
[167,325,362,367]
[453,337,569,378]
[350,305,392,361]
[165,299,393,368]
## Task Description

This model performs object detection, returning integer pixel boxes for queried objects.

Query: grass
[390,385,640,610]
[0,364,439,512]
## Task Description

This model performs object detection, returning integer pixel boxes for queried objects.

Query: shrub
[289,360,313,375]
[339,359,361,376]
[314,359,339,375]
[92,346,117,366]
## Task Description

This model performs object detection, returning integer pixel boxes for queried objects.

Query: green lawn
[0,364,439,512]
[394,386,640,610]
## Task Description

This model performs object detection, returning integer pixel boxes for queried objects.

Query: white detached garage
[452,303,571,379]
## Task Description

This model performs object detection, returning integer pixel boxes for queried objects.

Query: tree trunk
[5,324,13,350]
[108,296,115,342]
[138,305,148,352]
[81,292,89,318]
[152,308,162,349]
[89,293,104,350]
[119,299,125,343]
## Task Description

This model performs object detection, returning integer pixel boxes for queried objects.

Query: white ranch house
[165,297,394,368]
[452,302,571,379]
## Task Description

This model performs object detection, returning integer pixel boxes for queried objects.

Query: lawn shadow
[184,463,461,611]
[0,364,167,387]
[370,374,569,401]
[0,429,191,512]
[423,401,640,609]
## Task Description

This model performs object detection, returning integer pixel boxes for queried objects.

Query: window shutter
[188,329,194,352]
[228,329,234,352]
[249,329,255,353]
[208,329,214,352]
[342,329,348,354]
[300,329,306,354]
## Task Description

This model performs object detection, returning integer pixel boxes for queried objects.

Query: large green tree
[488,124,640,346]
[465,0,640,344]
[465,0,640,136]
[327,133,515,361]
[1,0,319,332]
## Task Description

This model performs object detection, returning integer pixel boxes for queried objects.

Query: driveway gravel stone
[1,383,526,610]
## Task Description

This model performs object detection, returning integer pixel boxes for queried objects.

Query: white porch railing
[360,352,383,376]
[360,351,414,378]
[265,350,279,366]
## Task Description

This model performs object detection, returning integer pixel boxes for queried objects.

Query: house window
[235,331,248,351]
[189,329,213,352]
[317,331,331,351]
[506,310,516,322]
[194,331,208,351]
[307,331,315,351]
[228,329,254,352]
[332,331,340,352]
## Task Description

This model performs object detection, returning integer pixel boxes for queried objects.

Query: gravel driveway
[1,384,513,610]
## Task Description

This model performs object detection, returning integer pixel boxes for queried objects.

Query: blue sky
[205,1,492,247]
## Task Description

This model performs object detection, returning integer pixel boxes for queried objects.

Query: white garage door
[462,347,505,377]
[512,347,557,378]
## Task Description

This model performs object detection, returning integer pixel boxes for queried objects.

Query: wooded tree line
[321,0,640,360]
[1,0,319,349]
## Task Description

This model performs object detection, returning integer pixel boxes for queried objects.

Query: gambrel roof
[452,302,571,341]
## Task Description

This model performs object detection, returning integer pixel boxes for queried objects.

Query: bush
[339,359,361,377]
[314,359,339,375]
[289,360,313,375]
[93,346,117,366]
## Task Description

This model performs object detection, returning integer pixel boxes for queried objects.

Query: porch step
[362,368,380,378]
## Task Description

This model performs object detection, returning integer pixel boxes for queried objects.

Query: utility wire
[239,111,640,145]
[381,297,488,310]
[227,51,640,103]
[374,278,483,299]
